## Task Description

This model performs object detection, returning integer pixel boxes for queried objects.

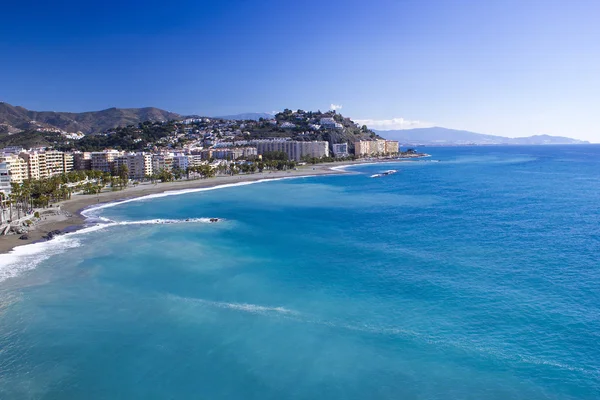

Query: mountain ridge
[0,102,181,135]
[376,126,589,145]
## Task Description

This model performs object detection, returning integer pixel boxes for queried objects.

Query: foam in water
[80,176,310,219]
[0,176,311,283]
[0,234,82,282]
[0,218,218,282]
[172,295,298,316]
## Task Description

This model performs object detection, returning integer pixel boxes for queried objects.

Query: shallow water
[1,146,599,399]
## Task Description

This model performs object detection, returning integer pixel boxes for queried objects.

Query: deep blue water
[1,146,599,399]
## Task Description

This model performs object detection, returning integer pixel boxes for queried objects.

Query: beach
[0,163,349,255]
[2,146,599,398]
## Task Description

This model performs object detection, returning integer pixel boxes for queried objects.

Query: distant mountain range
[214,113,275,121]
[0,102,181,135]
[376,127,589,145]
[0,102,588,145]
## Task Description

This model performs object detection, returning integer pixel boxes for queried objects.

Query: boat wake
[171,295,299,316]
[169,295,596,377]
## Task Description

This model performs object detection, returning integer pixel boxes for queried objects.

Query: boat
[370,170,397,178]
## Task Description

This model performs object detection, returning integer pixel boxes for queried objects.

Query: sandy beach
[0,163,352,255]
[0,157,426,255]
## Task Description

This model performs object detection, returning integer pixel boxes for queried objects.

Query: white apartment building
[130,153,153,179]
[152,154,174,173]
[212,147,258,160]
[256,140,329,161]
[320,117,343,130]
[173,155,190,171]
[18,152,45,180]
[0,162,12,194]
[332,143,349,158]
[45,150,69,176]
[0,154,29,183]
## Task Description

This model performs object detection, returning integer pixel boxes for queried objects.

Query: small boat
[370,170,397,178]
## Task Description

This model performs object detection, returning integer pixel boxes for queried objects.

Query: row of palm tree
[0,169,126,223]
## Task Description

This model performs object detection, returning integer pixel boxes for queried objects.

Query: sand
[0,163,350,254]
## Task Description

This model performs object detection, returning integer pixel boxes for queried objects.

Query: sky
[1,0,599,141]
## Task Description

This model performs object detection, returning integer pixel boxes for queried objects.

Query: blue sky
[1,0,599,141]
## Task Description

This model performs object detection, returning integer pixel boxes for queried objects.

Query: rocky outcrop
[42,230,62,240]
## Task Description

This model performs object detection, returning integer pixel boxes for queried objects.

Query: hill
[0,102,181,135]
[238,109,381,151]
[376,127,589,145]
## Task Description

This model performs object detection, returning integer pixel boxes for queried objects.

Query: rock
[19,234,29,240]
[43,229,63,240]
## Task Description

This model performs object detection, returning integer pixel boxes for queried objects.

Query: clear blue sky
[1,0,599,141]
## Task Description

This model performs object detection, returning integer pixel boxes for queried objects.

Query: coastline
[0,163,346,255]
[0,157,425,256]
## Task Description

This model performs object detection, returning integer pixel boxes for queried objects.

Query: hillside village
[0,109,413,218]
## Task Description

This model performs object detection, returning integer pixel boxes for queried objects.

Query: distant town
[0,109,425,228]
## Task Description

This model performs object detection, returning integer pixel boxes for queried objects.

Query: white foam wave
[172,295,298,316]
[0,218,218,283]
[1,176,312,283]
[81,176,308,219]
[0,234,82,282]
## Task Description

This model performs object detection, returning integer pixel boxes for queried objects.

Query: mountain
[0,102,181,135]
[376,127,589,145]
[214,113,275,121]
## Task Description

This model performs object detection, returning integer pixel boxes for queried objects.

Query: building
[1,147,25,154]
[212,147,258,160]
[320,117,343,130]
[280,122,296,129]
[354,140,399,157]
[18,152,45,180]
[45,150,71,176]
[385,141,399,154]
[63,153,74,173]
[332,143,349,158]
[73,152,92,170]
[125,153,153,179]
[354,141,372,156]
[0,162,12,195]
[173,155,190,171]
[152,154,174,173]
[91,150,122,173]
[0,154,29,183]
[369,139,386,155]
[256,140,329,161]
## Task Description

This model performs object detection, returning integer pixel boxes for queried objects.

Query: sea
[0,145,599,399]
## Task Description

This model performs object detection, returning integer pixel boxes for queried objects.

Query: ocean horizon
[1,145,599,399]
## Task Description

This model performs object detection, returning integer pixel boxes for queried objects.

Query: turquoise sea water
[1,146,599,399]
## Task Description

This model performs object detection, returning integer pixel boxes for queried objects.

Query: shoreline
[0,163,343,255]
[0,157,423,256]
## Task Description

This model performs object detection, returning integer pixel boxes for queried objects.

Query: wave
[171,295,298,316]
[169,294,595,377]
[0,234,82,282]
[1,176,315,283]
[80,176,310,219]
[0,218,218,283]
